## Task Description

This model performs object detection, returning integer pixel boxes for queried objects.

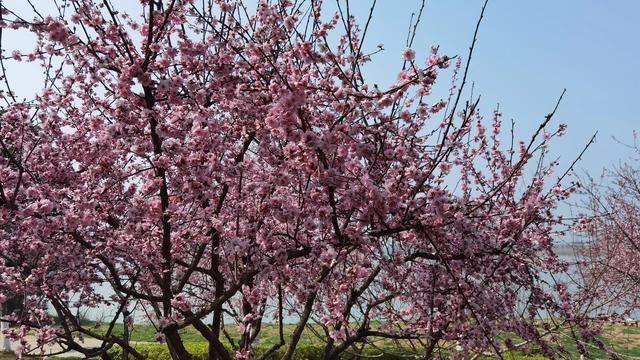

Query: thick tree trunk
[166,331,192,360]
[208,307,223,360]
[207,232,231,360]
[281,292,317,360]
[208,303,222,360]
[208,337,231,360]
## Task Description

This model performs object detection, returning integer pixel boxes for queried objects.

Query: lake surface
[61,246,639,324]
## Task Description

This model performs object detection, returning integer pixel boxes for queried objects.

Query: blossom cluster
[0,0,581,359]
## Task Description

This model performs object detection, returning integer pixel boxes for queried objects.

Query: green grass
[7,321,640,359]
[88,321,329,346]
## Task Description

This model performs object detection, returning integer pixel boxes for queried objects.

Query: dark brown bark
[165,330,193,360]
[281,291,317,360]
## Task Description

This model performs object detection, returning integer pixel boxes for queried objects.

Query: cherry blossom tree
[577,141,640,321]
[0,0,589,359]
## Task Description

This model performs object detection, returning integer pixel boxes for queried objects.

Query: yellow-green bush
[109,343,208,360]
[107,343,423,360]
[107,343,548,360]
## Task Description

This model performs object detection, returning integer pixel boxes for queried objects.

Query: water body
[45,245,638,325]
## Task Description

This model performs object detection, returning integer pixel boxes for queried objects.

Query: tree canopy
[0,1,589,359]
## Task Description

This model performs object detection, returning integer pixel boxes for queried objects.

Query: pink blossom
[154,332,167,343]
[402,47,416,61]
[377,94,394,107]
[329,327,346,341]
[45,18,69,43]
[0,1,585,357]
[171,293,191,312]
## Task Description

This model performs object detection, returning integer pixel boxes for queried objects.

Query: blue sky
[354,0,640,176]
[4,0,639,176]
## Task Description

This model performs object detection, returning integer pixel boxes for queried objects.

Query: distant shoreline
[553,244,585,257]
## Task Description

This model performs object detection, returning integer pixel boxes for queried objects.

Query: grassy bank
[88,320,640,357]
[2,321,639,359]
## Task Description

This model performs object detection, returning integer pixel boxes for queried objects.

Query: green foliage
[109,343,208,360]
[106,342,424,360]
[105,343,554,360]
[18,321,640,359]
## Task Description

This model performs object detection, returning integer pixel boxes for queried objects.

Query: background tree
[0,0,589,359]
[576,140,640,322]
